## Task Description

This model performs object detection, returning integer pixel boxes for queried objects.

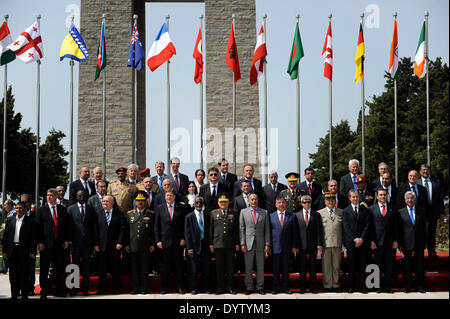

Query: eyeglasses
[302,201,311,204]
[209,173,218,176]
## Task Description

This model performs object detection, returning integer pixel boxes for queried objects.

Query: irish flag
[414,22,426,77]
[0,21,16,65]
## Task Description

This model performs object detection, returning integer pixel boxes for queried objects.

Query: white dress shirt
[80,178,92,194]
[48,203,58,218]
[277,210,285,223]
[14,214,25,243]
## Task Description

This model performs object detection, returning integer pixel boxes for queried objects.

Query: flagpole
[425,11,430,165]
[69,16,75,184]
[393,12,399,182]
[199,14,204,171]
[328,14,333,180]
[166,14,171,175]
[232,13,236,175]
[263,14,268,185]
[1,14,8,206]
[360,12,366,176]
[35,14,41,209]
[133,14,138,164]
[102,13,107,177]
[296,14,300,175]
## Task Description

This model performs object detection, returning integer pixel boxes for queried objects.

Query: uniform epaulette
[146,209,154,214]
[127,209,136,214]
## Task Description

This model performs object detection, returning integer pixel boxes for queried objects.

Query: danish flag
[7,21,43,63]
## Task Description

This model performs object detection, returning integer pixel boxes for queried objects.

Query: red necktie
[280,212,284,228]
[335,196,338,208]
[52,206,58,238]
[308,183,312,195]
[381,204,387,217]
[147,192,151,206]
[305,211,309,227]
[169,205,173,220]
[252,209,257,224]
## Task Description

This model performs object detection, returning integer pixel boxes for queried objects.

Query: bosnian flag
[322,21,333,81]
[7,21,43,63]
[250,22,267,85]
[147,22,176,72]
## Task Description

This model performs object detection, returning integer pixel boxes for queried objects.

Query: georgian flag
[322,21,333,81]
[250,22,267,85]
[7,21,43,63]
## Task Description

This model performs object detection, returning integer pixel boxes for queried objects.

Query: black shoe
[300,288,306,294]
[70,290,77,297]
[83,291,90,296]
[161,290,168,295]
[227,289,236,295]
[40,295,47,299]
[113,290,120,295]
[245,290,252,295]
[141,290,148,295]
[430,253,439,259]
[132,290,139,295]
[272,290,279,295]
[283,289,292,294]
[417,287,426,293]
[97,290,105,295]
[28,290,35,296]
[376,288,383,293]
[361,288,368,294]
[348,288,354,294]
[405,288,411,293]
[385,289,393,294]
[333,287,341,293]
[54,292,67,298]
[191,290,198,295]
[325,288,333,293]
[311,289,318,294]
[257,290,265,295]
[179,289,185,295]
[216,290,224,295]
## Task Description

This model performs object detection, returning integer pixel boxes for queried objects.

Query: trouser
[322,247,341,288]
[234,249,245,274]
[215,248,234,291]
[28,255,36,293]
[373,245,396,290]
[161,245,184,291]
[298,248,318,290]
[426,216,438,255]
[403,249,425,290]
[272,253,290,291]
[346,245,368,290]
[131,250,150,293]
[188,246,211,291]
[244,248,265,291]
[39,245,67,296]
[9,246,30,298]
[71,246,92,293]
[98,248,121,293]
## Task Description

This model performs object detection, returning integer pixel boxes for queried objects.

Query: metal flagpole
[425,11,430,165]
[263,14,268,185]
[2,14,9,207]
[102,13,106,176]
[69,15,75,183]
[232,14,236,175]
[166,14,171,175]
[296,14,301,175]
[360,12,366,176]
[199,14,204,171]
[328,14,333,180]
[393,12,399,182]
[133,14,138,164]
[35,14,42,209]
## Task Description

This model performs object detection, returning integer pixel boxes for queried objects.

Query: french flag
[147,22,176,71]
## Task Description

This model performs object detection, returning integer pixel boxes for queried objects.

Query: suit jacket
[233,178,264,206]
[269,211,296,254]
[317,207,344,248]
[67,203,98,249]
[233,194,249,213]
[69,179,96,205]
[298,181,323,210]
[133,189,157,212]
[317,193,348,210]
[184,210,210,255]
[199,183,226,213]
[57,198,71,209]
[219,172,238,200]
[294,209,323,251]
[87,193,104,216]
[377,184,399,209]
[35,203,71,249]
[239,207,271,251]
[96,206,126,252]
[342,204,370,249]
[262,183,287,214]
[397,183,429,211]
[371,177,397,191]
[168,172,190,197]
[154,202,185,248]
[152,174,167,189]
[417,177,444,219]
[339,173,358,198]
[93,179,109,191]
[1,214,36,258]
[397,206,427,251]
[368,203,397,248]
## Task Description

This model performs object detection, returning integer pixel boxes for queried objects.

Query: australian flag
[127,23,144,70]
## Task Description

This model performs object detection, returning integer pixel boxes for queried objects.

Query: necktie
[305,211,309,227]
[83,181,88,190]
[175,175,180,189]
[198,211,204,240]
[411,185,417,197]
[273,184,277,192]
[335,196,338,208]
[352,175,358,189]
[279,212,284,228]
[106,211,111,226]
[354,206,358,215]
[409,208,415,225]
[244,194,249,207]
[159,176,163,189]
[147,193,152,207]
[80,205,85,221]
[222,174,226,183]
[424,179,432,204]
[308,183,312,195]
[212,185,216,197]
[52,206,58,238]
[381,204,387,218]
[252,208,257,224]
[329,209,334,220]
[169,205,173,220]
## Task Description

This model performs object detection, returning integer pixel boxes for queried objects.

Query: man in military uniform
[356,175,374,208]
[125,192,155,295]
[137,168,160,194]
[209,194,240,295]
[107,167,138,214]
[279,172,306,213]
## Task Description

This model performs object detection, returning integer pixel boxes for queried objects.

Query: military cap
[139,168,150,176]
[217,193,229,202]
[135,192,147,201]
[356,175,368,183]
[285,172,300,182]
[324,192,337,199]
[116,167,127,174]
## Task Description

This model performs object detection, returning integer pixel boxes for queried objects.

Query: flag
[59,23,88,62]
[287,22,304,80]
[414,21,426,77]
[226,23,240,82]
[94,21,106,80]
[127,23,144,70]
[354,23,365,83]
[147,22,176,72]
[389,20,399,80]
[193,27,203,84]
[322,21,333,81]
[250,22,267,85]
[7,21,43,63]
[0,21,16,65]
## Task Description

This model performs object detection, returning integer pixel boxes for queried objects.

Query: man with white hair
[93,166,109,189]
[339,159,360,198]
[127,163,139,184]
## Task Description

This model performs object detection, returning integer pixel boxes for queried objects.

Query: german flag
[354,23,364,83]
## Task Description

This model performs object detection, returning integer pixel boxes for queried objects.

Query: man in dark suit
[1,201,36,299]
[135,176,157,211]
[152,161,168,191]
[371,162,397,190]
[262,171,287,214]
[398,191,427,293]
[154,177,181,208]
[168,157,190,197]
[380,172,398,208]
[298,167,323,211]
[418,164,444,258]
[35,188,72,298]
[67,190,98,296]
[69,166,96,205]
[93,166,109,190]
[270,196,296,294]
[397,169,429,211]
[218,159,238,201]
[199,167,225,213]
[293,195,323,294]
[56,185,71,208]
[339,159,360,198]
[369,188,398,293]
[87,180,108,214]
[96,195,126,295]
[20,194,37,296]
[184,196,211,294]
[154,189,186,294]
[233,164,264,205]
[343,189,371,293]
[318,179,348,210]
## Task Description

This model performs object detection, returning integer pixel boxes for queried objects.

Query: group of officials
[0,157,444,298]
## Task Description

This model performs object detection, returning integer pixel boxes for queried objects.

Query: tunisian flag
[250,22,267,85]
[226,23,241,82]
[193,27,203,84]
[322,21,333,81]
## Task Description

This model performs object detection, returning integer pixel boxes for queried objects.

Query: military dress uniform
[279,188,306,214]
[126,207,154,294]
[107,180,138,214]
[209,207,239,293]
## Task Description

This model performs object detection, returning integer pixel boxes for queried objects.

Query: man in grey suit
[87,180,108,215]
[239,194,271,295]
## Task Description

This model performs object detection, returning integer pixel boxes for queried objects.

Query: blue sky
[1,0,449,184]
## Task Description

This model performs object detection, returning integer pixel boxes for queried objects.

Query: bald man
[69,167,96,205]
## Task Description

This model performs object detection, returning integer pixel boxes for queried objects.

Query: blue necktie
[352,175,357,189]
[222,174,226,183]
[198,211,204,240]
[106,211,111,226]
[409,208,415,225]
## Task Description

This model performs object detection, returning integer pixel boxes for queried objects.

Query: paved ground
[0,272,448,300]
